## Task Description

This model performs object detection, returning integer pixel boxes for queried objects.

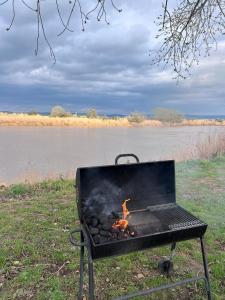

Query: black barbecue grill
[70,154,212,300]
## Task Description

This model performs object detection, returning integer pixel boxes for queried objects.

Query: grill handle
[70,228,87,247]
[115,153,140,165]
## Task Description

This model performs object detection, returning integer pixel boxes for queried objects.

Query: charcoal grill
[70,154,212,300]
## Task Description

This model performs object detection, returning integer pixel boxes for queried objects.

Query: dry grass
[0,113,225,128]
[0,113,161,128]
[182,119,225,126]
[172,131,225,161]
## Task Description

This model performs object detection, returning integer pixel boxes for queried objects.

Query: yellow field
[0,113,224,127]
[0,113,161,127]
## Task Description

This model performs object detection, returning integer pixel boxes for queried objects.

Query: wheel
[158,259,173,275]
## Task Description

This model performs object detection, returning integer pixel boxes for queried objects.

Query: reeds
[171,131,225,161]
[182,119,225,126]
[0,113,225,128]
[0,113,161,128]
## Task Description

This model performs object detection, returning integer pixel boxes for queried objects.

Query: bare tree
[1,0,225,79]
[152,0,225,79]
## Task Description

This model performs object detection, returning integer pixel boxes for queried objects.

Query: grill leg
[200,237,212,300]
[88,255,95,300]
[78,232,85,300]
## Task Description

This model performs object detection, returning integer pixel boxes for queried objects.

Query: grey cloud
[0,1,225,114]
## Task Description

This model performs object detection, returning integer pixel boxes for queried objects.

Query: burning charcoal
[99,230,111,238]
[91,217,99,227]
[89,226,99,235]
[99,236,108,244]
[93,235,100,244]
[111,227,119,234]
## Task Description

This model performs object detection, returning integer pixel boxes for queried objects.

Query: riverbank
[0,156,225,299]
[0,113,225,127]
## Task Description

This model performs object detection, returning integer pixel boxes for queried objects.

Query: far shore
[0,112,225,128]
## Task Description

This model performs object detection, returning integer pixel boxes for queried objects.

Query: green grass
[0,157,225,299]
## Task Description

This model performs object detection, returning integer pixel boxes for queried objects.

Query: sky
[0,0,225,115]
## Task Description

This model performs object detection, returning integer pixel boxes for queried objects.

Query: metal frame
[70,227,212,300]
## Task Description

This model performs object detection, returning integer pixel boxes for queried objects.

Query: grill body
[76,160,207,259]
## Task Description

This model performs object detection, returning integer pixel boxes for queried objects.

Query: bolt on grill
[70,154,212,300]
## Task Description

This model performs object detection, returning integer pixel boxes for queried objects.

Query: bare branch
[57,0,77,36]
[0,0,9,6]
[6,0,15,31]
[55,0,73,33]
[1,0,122,63]
[152,0,225,80]
[20,0,37,12]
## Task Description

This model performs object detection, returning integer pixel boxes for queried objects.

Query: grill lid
[77,160,176,218]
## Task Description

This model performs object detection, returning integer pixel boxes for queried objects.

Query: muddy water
[0,126,223,184]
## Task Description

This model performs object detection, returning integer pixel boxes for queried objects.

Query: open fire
[84,197,137,244]
[112,199,130,230]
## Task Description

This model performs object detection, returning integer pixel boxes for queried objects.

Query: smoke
[83,180,122,217]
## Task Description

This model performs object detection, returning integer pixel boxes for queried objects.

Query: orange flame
[112,199,130,230]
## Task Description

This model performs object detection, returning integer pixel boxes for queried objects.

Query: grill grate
[151,204,202,228]
[126,204,204,236]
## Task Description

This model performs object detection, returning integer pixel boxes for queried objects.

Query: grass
[0,157,225,299]
[1,112,225,127]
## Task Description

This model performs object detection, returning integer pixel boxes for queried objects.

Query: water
[0,126,223,185]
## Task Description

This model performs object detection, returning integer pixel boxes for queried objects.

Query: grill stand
[70,227,212,300]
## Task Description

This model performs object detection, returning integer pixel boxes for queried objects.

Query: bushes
[27,110,38,115]
[50,106,71,117]
[153,107,183,124]
[86,108,98,119]
[128,112,146,123]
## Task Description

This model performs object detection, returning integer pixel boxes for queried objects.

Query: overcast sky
[0,0,225,115]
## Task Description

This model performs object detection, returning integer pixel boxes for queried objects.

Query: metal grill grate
[127,204,204,236]
[151,205,203,229]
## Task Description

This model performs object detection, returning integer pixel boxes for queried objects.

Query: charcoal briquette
[91,217,99,227]
[89,226,99,235]
[112,211,120,219]
[93,235,100,244]
[111,227,119,234]
[99,236,108,244]
[112,233,118,239]
[101,224,112,231]
[99,230,111,237]
[85,217,92,225]
[117,232,125,240]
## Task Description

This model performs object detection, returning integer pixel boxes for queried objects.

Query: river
[0,126,223,185]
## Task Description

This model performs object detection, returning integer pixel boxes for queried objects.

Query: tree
[1,0,225,79]
[128,112,146,124]
[152,107,184,123]
[86,108,98,118]
[50,105,71,117]
[152,0,225,79]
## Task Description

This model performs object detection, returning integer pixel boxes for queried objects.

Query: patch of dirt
[215,239,225,251]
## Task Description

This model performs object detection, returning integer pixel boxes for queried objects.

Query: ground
[0,156,225,299]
